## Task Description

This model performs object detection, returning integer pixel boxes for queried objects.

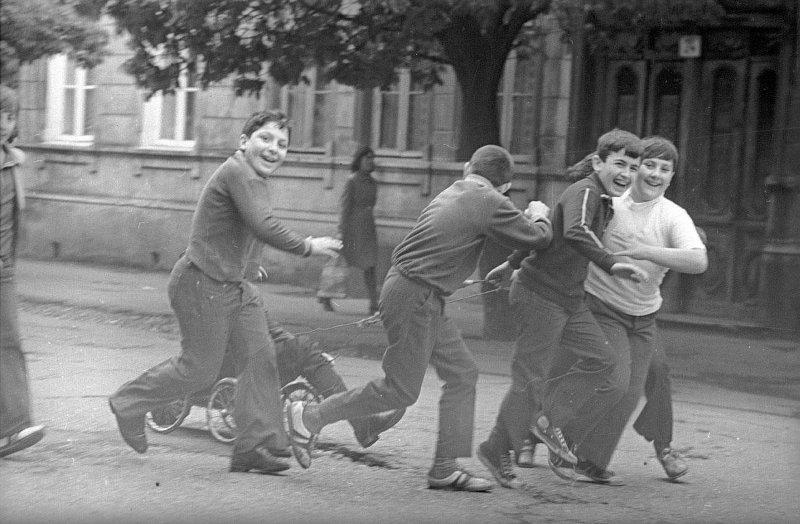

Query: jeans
[110,256,287,454]
[0,276,33,439]
[536,291,628,447]
[316,268,479,458]
[573,294,657,469]
[488,278,556,454]
[633,347,673,446]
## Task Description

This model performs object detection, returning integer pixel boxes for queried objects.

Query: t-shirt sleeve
[668,207,707,250]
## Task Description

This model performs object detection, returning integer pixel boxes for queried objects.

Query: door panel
[598,54,777,318]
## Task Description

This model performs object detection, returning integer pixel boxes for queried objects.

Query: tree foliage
[103,0,787,158]
[0,0,109,86]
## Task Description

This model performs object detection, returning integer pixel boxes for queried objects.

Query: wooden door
[597,54,779,319]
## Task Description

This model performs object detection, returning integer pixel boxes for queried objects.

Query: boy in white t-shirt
[549,136,707,484]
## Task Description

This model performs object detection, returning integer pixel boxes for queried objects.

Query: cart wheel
[281,380,322,469]
[207,377,238,444]
[146,397,191,433]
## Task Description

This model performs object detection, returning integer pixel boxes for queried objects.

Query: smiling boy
[109,110,341,474]
[478,129,649,489]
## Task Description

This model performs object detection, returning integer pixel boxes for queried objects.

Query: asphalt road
[0,300,798,524]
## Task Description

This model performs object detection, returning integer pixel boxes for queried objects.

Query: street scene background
[0,259,798,524]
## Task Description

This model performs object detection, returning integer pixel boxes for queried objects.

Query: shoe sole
[575,473,625,486]
[230,462,291,474]
[531,423,577,465]
[548,458,577,482]
[283,401,317,469]
[476,446,523,489]
[665,468,689,481]
[0,427,45,458]
[427,471,494,492]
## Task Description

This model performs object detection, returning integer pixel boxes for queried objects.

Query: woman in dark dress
[319,146,379,313]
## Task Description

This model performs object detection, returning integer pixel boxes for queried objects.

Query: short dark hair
[596,128,642,161]
[350,145,374,172]
[241,110,290,138]
[468,145,514,186]
[0,84,19,114]
[641,135,679,165]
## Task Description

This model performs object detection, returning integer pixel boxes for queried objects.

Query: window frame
[497,49,538,163]
[140,69,198,150]
[278,68,337,151]
[45,54,97,144]
[370,69,429,158]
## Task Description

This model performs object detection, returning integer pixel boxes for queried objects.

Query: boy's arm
[613,211,708,274]
[485,197,552,253]
[561,186,620,273]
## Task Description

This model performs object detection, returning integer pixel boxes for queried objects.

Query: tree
[105,0,562,160]
[0,0,109,87]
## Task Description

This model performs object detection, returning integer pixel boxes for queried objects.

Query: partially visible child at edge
[0,84,46,458]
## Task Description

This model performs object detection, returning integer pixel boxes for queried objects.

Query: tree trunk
[452,61,503,161]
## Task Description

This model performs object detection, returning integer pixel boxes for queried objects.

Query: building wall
[13,17,575,296]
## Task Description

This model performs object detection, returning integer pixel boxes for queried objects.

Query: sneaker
[657,447,688,480]
[531,415,577,464]
[516,438,536,468]
[476,441,523,489]
[428,464,494,492]
[0,425,45,458]
[575,460,624,486]
[547,450,576,481]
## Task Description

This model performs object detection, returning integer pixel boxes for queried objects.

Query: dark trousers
[488,278,554,454]
[110,257,287,454]
[317,268,479,458]
[0,276,34,439]
[573,294,657,469]
[633,348,673,445]
[518,284,627,447]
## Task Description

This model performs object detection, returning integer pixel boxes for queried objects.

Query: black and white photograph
[1,1,798,523]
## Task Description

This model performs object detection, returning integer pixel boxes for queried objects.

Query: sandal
[427,468,494,492]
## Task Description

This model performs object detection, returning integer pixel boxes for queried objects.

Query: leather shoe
[230,447,291,474]
[109,398,147,454]
[354,408,406,448]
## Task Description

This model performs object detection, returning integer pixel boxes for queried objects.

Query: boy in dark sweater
[477,129,648,489]
[289,145,553,492]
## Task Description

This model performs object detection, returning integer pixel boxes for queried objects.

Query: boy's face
[239,121,289,178]
[592,149,639,197]
[631,157,674,202]
[0,110,17,146]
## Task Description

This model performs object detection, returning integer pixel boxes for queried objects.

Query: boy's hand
[525,201,550,221]
[610,262,649,283]
[308,236,342,257]
[614,243,653,260]
[486,261,513,287]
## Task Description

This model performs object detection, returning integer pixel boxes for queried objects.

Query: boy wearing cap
[289,145,553,491]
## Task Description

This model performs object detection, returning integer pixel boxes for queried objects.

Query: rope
[293,280,507,336]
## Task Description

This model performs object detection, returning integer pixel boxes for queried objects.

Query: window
[46,54,97,143]
[371,69,431,154]
[141,70,198,148]
[279,68,336,149]
[497,51,539,159]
